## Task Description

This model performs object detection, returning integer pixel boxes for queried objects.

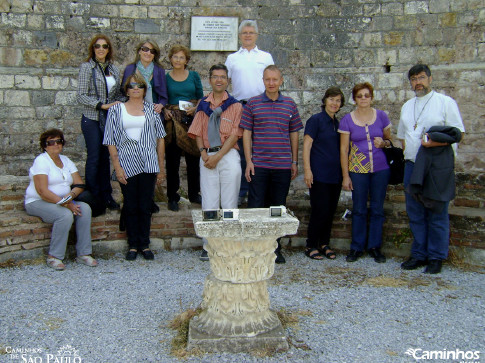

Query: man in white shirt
[225,20,274,205]
[398,64,465,274]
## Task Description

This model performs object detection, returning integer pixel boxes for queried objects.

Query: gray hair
[238,20,258,34]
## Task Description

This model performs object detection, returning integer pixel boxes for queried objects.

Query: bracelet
[292,161,298,165]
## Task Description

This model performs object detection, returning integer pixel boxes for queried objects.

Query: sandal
[46,257,66,270]
[304,248,324,260]
[319,245,337,260]
[76,255,98,267]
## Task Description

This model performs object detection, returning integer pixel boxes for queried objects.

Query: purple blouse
[338,109,391,173]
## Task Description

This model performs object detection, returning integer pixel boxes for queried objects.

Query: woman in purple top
[338,82,392,263]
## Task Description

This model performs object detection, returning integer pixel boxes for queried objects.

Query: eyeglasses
[171,55,186,61]
[241,32,257,36]
[410,75,428,83]
[210,75,228,80]
[127,83,146,89]
[94,44,109,49]
[140,46,156,55]
[355,94,371,99]
[46,139,64,146]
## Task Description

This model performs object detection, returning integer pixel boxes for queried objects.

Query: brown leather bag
[164,105,200,156]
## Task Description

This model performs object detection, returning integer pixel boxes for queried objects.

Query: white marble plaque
[191,16,238,51]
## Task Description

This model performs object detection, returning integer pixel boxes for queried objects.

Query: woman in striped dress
[103,74,166,261]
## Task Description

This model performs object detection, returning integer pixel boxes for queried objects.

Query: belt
[205,146,221,152]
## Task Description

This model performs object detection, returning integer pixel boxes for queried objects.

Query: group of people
[23,20,465,275]
[303,64,464,275]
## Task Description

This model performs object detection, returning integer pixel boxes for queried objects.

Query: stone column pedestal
[187,208,299,353]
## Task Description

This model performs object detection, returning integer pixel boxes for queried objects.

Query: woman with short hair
[103,74,166,261]
[163,44,204,211]
[303,87,345,260]
[339,82,392,263]
[25,129,97,270]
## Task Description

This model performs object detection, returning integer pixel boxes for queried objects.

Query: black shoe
[199,250,209,261]
[346,249,363,262]
[126,250,137,260]
[190,195,202,204]
[151,202,160,214]
[424,259,442,274]
[168,200,179,212]
[140,249,154,260]
[106,198,120,210]
[275,249,286,264]
[368,248,386,263]
[401,257,428,270]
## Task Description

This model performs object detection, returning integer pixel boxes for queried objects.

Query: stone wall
[0,0,484,175]
[0,0,484,260]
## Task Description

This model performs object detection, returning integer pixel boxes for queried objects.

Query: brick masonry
[0,175,483,266]
[0,1,484,263]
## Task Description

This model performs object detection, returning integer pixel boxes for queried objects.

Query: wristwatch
[199,147,205,152]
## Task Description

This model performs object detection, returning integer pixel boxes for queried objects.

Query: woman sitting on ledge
[24,129,98,270]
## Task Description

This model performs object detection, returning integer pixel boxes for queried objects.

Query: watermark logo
[405,347,480,362]
[5,344,82,362]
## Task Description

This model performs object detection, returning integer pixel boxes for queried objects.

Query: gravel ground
[0,249,483,363]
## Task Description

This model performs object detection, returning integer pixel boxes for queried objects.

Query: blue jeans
[404,161,450,260]
[349,169,390,251]
[81,115,112,202]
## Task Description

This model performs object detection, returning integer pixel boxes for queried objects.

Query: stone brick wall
[0,1,484,261]
[0,0,483,175]
[1,175,483,265]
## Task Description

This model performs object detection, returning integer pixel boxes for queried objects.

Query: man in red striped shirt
[240,65,303,263]
[188,64,243,260]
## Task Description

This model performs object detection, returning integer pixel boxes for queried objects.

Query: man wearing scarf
[188,64,243,260]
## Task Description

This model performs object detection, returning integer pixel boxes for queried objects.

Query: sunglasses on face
[356,94,371,99]
[94,44,109,49]
[127,83,146,89]
[46,139,64,146]
[140,46,156,55]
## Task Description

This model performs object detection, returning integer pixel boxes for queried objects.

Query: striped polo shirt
[240,92,303,169]
[103,102,166,178]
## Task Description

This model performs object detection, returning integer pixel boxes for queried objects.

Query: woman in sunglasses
[163,44,203,212]
[25,129,97,270]
[77,34,124,212]
[121,40,167,114]
[103,74,166,261]
[121,40,168,213]
[338,82,392,264]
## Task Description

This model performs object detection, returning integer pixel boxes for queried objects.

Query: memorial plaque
[191,16,238,51]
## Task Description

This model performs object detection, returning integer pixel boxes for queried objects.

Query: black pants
[247,168,291,208]
[306,181,341,249]
[248,167,292,252]
[165,142,200,203]
[120,173,156,250]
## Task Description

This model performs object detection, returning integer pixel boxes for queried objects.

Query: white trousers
[200,148,241,210]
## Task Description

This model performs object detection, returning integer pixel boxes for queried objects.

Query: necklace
[413,91,434,130]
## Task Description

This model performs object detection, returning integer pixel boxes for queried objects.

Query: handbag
[71,184,106,217]
[383,141,404,185]
[165,105,200,156]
